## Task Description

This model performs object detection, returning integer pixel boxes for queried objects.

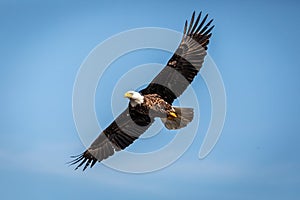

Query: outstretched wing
[140,11,214,103]
[69,108,154,170]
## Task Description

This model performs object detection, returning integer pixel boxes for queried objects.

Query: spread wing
[69,108,154,170]
[140,11,214,103]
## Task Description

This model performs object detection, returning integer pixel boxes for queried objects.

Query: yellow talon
[169,112,177,118]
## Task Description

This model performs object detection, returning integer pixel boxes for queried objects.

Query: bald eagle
[70,11,214,170]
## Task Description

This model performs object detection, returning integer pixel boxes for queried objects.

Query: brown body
[130,94,175,118]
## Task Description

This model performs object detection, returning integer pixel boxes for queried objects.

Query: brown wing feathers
[69,108,153,170]
[140,11,214,103]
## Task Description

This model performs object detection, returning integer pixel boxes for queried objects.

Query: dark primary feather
[140,11,214,103]
[69,108,154,170]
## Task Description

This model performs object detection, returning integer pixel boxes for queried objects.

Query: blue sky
[1,0,300,199]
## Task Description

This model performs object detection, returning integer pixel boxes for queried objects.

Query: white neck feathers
[129,92,144,107]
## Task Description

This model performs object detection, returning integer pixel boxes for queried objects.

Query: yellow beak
[124,92,132,98]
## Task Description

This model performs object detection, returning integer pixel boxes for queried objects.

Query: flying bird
[70,11,214,170]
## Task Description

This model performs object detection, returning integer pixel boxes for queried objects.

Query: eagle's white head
[124,91,144,107]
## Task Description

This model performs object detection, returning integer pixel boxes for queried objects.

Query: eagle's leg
[161,107,194,130]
